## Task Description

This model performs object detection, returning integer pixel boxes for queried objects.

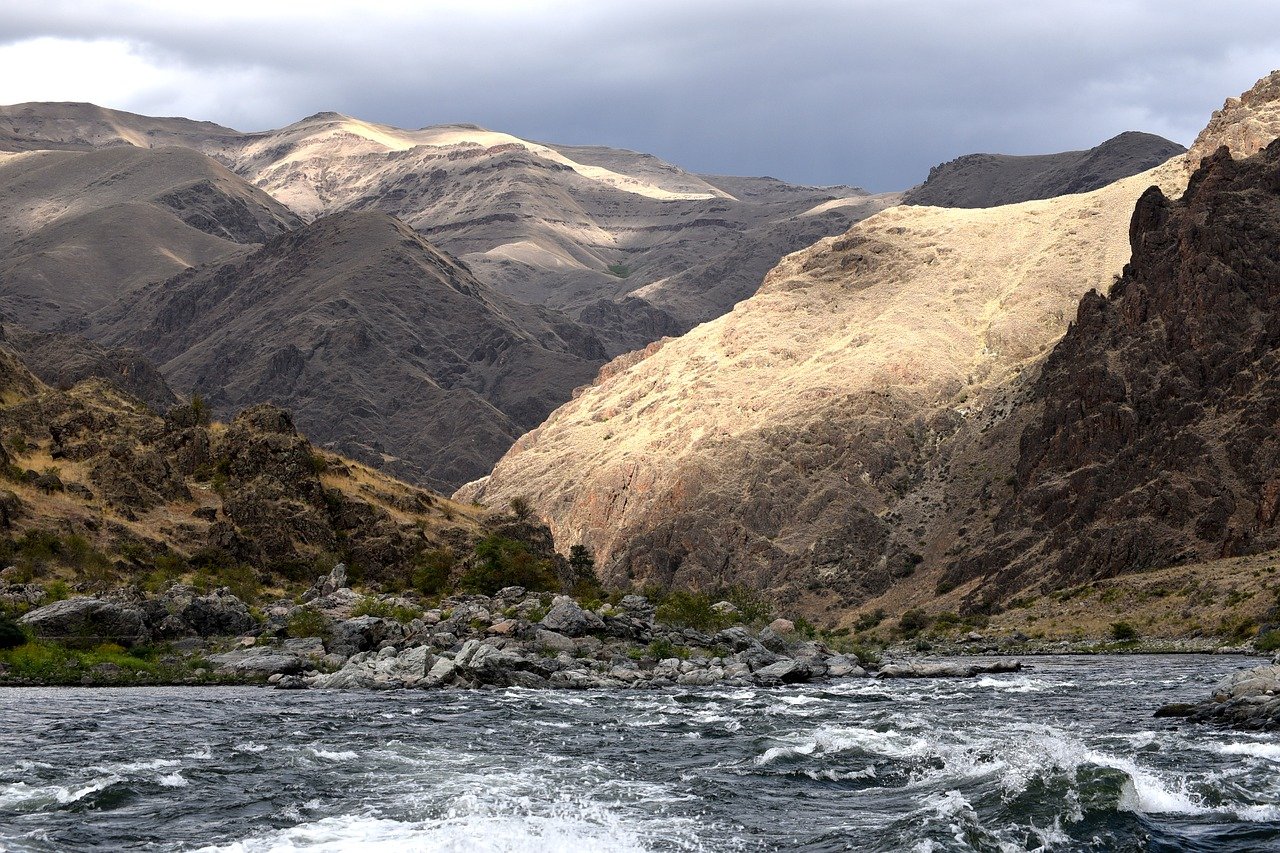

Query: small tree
[509,496,533,521]
[191,393,212,427]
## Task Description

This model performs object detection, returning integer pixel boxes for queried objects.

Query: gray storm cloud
[1,0,1278,189]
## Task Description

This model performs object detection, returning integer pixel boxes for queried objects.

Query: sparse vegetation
[607,263,631,278]
[286,609,330,639]
[458,535,557,596]
[1110,621,1139,642]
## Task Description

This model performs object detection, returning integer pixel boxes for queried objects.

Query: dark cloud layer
[2,0,1279,190]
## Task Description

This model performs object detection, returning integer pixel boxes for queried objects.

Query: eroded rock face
[1186,70,1280,173]
[945,140,1280,594]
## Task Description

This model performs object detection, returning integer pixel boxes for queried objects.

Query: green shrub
[193,562,261,603]
[607,264,631,279]
[0,615,27,650]
[458,536,557,596]
[654,590,731,632]
[1256,630,1280,652]
[509,496,533,521]
[1111,621,1139,642]
[724,586,773,625]
[898,609,932,638]
[43,580,70,603]
[286,610,329,639]
[567,544,603,600]
[413,548,456,596]
[190,393,212,426]
[854,609,886,632]
[647,638,690,660]
[352,596,395,618]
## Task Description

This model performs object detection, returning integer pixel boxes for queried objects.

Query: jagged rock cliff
[941,139,1280,598]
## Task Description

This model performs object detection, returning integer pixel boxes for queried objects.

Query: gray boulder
[754,658,814,685]
[208,646,304,676]
[1213,664,1280,701]
[20,596,149,645]
[182,589,256,637]
[539,596,605,638]
[328,616,404,658]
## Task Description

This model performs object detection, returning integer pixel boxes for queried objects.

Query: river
[1,655,1277,852]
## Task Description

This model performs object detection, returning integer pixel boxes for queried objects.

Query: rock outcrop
[0,324,178,412]
[943,139,1280,594]
[1186,70,1280,174]
[1157,663,1280,730]
[0,342,484,585]
[903,131,1185,208]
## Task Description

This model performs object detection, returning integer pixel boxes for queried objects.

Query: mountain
[0,323,177,412]
[0,336,487,590]
[85,211,607,491]
[459,70,1280,621]
[0,104,898,353]
[902,131,1186,208]
[938,138,1280,601]
[0,144,300,329]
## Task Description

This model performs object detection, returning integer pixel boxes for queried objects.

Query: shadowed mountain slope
[0,145,300,329]
[902,131,1186,209]
[87,211,607,491]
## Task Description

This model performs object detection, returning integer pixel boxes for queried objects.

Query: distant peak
[295,111,352,124]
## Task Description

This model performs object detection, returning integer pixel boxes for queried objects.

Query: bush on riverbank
[0,638,212,685]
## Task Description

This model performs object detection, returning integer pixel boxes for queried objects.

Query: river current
[1,655,1277,852]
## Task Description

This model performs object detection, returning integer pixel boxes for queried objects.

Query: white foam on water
[195,812,656,853]
[158,772,189,788]
[311,749,359,762]
[970,675,1051,693]
[235,742,269,753]
[1219,741,1280,761]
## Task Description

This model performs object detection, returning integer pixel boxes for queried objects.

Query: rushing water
[1,656,1278,852]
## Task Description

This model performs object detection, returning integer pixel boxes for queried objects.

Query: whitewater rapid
[1,656,1277,852]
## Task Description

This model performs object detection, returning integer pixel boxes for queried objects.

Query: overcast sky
[1,0,1278,190]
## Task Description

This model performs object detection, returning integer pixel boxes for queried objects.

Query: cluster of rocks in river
[1158,662,1280,731]
[10,564,1022,690]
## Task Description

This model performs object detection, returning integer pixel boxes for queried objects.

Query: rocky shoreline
[3,565,1031,690]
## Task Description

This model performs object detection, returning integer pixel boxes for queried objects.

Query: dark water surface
[1,656,1278,852]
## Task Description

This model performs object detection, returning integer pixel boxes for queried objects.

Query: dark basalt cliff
[946,140,1280,596]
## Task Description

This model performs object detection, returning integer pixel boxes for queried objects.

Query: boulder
[753,658,814,685]
[539,596,605,638]
[768,618,796,635]
[19,596,149,645]
[1212,664,1280,701]
[182,589,257,637]
[328,616,404,658]
[208,646,304,676]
